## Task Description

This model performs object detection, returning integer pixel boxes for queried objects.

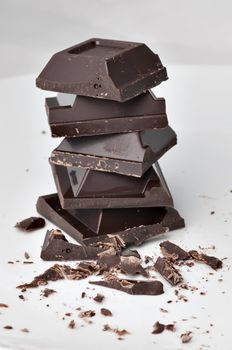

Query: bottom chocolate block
[36,193,185,244]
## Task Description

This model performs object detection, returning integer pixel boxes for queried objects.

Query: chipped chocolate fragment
[24,252,30,260]
[121,250,141,259]
[152,321,175,334]
[154,257,183,286]
[81,292,86,298]
[21,328,29,333]
[15,217,45,231]
[68,320,76,329]
[41,288,57,298]
[89,278,164,296]
[189,250,222,270]
[0,303,9,308]
[4,325,13,330]
[101,308,112,317]
[160,241,189,261]
[93,293,104,303]
[79,310,96,318]
[120,255,148,277]
[18,294,25,300]
[180,331,192,343]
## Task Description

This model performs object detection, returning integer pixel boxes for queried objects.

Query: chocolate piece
[152,321,175,334]
[93,294,104,303]
[21,328,29,333]
[154,257,183,286]
[24,252,30,260]
[180,331,192,343]
[79,310,95,318]
[15,216,45,231]
[46,92,168,138]
[121,250,141,259]
[0,303,8,308]
[36,38,168,102]
[160,241,189,261]
[51,162,173,209]
[17,262,98,289]
[120,256,148,277]
[89,278,164,295]
[189,250,222,270]
[4,326,13,330]
[37,194,184,244]
[101,308,112,317]
[68,320,76,329]
[50,126,176,177]
[41,229,106,261]
[97,249,121,269]
[41,288,57,297]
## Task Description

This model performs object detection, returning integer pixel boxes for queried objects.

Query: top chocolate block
[36,38,168,102]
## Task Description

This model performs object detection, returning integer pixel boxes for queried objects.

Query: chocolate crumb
[93,293,105,303]
[79,310,95,318]
[8,261,14,264]
[101,308,112,316]
[21,328,29,333]
[152,321,175,334]
[23,261,34,264]
[167,300,173,304]
[160,308,168,313]
[68,320,76,329]
[4,325,13,330]
[181,331,192,343]
[0,303,9,308]
[18,294,25,301]
[65,313,71,317]
[41,288,57,298]
[81,292,86,298]
[210,211,215,215]
[41,130,46,134]
[24,252,30,260]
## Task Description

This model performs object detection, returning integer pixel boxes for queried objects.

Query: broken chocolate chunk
[120,255,148,277]
[4,325,13,330]
[100,308,112,317]
[189,250,222,270]
[180,331,192,343]
[152,321,175,334]
[89,278,164,296]
[79,310,95,318]
[68,320,76,329]
[93,293,105,303]
[154,257,183,286]
[160,241,189,261]
[41,288,57,298]
[15,216,45,231]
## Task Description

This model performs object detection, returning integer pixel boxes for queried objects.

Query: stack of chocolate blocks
[36,38,185,246]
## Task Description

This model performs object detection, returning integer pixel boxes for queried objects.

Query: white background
[0,2,232,350]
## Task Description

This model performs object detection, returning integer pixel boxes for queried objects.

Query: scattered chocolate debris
[81,292,86,298]
[93,293,105,303]
[100,308,112,317]
[154,257,183,285]
[152,321,175,334]
[90,278,164,296]
[4,325,13,330]
[103,324,130,337]
[0,303,8,308]
[24,252,30,260]
[18,294,25,301]
[180,331,192,343]
[21,328,29,333]
[41,288,57,298]
[160,241,189,261]
[15,217,45,231]
[189,250,223,270]
[68,320,76,329]
[79,310,96,318]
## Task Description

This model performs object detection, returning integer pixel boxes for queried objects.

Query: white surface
[0,66,232,350]
[1,0,232,78]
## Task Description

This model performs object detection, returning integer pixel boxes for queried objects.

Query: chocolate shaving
[89,278,164,296]
[100,308,112,316]
[0,303,8,308]
[160,241,189,261]
[154,257,183,286]
[41,288,57,297]
[152,321,175,334]
[15,217,45,231]
[180,331,192,343]
[17,262,98,289]
[93,293,104,303]
[189,250,222,270]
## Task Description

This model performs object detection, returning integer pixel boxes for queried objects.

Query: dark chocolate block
[36,38,168,102]
[50,126,176,177]
[50,162,173,209]
[46,92,168,137]
[36,193,185,244]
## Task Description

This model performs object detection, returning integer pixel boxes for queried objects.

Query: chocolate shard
[50,162,173,209]
[154,257,183,286]
[93,293,104,303]
[189,250,222,270]
[50,126,176,178]
[36,38,168,102]
[41,229,106,261]
[36,193,184,244]
[160,241,189,261]
[120,256,149,277]
[97,248,121,269]
[17,262,98,289]
[46,92,168,138]
[152,321,175,334]
[89,278,164,296]
[15,216,45,231]
[121,250,141,259]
